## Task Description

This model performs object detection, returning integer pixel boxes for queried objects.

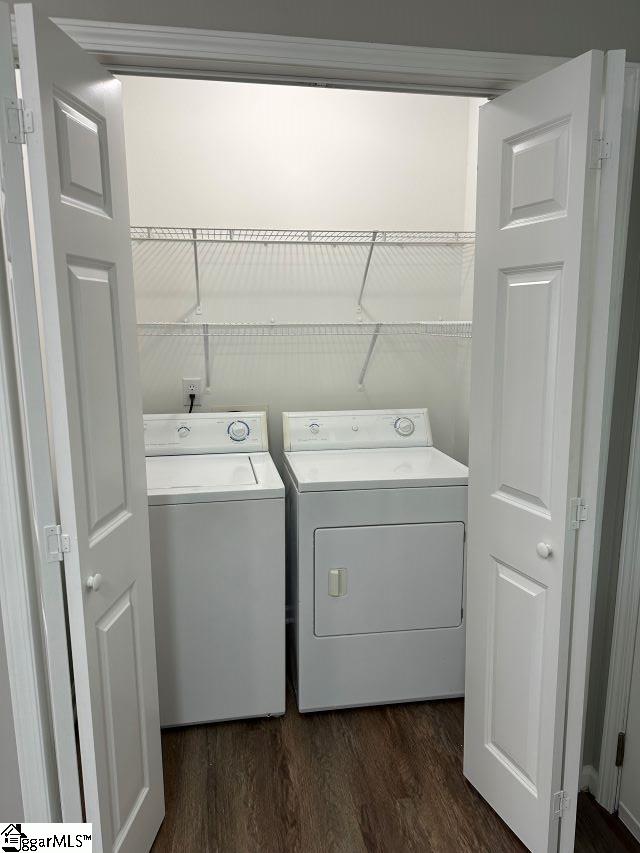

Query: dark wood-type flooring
[151,687,640,852]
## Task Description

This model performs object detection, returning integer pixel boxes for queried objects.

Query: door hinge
[552,790,571,820]
[44,524,71,563]
[616,731,626,767]
[590,133,611,169]
[4,98,34,144]
[569,497,589,530]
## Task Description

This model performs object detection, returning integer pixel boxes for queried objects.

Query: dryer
[282,408,468,712]
[144,412,285,726]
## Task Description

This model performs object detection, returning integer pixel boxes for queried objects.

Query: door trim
[37,17,566,95]
[559,57,640,849]
[598,320,640,811]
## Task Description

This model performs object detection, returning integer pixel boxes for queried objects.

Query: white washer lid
[146,452,284,504]
[284,446,468,492]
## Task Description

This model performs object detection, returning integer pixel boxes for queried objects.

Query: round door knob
[394,417,415,437]
[177,425,190,437]
[86,573,102,591]
[228,420,250,441]
[536,542,552,559]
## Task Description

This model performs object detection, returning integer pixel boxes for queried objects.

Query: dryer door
[314,522,464,637]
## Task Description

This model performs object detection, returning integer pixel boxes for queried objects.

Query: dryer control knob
[177,425,191,437]
[228,420,250,441]
[309,423,320,434]
[394,417,415,437]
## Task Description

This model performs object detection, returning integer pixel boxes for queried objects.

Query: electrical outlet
[182,378,202,409]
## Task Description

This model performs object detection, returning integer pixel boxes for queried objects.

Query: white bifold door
[9,5,164,852]
[464,50,628,853]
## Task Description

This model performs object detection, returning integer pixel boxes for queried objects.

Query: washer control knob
[177,425,191,438]
[394,417,415,437]
[309,423,320,434]
[228,420,250,442]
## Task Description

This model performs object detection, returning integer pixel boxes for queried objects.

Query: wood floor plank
[151,689,640,853]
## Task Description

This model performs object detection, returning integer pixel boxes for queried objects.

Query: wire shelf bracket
[358,323,381,389]
[356,229,378,310]
[192,228,202,316]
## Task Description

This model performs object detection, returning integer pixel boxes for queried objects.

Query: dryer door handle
[328,568,348,597]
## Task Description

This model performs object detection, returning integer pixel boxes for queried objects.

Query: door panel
[488,560,546,791]
[96,589,147,842]
[495,266,561,512]
[68,261,129,534]
[15,5,164,851]
[464,50,606,853]
[501,119,570,227]
[53,92,111,213]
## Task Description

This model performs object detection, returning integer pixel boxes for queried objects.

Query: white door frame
[598,336,640,810]
[559,56,640,848]
[4,15,638,843]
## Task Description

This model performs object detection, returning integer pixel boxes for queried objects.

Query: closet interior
[121,75,483,464]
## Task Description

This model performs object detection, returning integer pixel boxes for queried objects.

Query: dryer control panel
[282,409,432,451]
[144,412,269,455]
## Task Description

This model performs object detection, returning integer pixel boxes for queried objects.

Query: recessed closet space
[120,75,483,463]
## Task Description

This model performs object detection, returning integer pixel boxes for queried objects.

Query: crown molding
[50,18,566,95]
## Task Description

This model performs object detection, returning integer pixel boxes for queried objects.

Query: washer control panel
[283,409,432,451]
[144,412,268,455]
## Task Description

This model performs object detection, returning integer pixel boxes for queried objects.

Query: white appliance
[283,408,468,712]
[144,412,285,726]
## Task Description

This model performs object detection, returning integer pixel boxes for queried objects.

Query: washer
[283,408,468,713]
[144,412,285,726]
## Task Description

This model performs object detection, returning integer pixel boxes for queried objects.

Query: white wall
[122,77,474,231]
[619,613,640,840]
[121,77,479,463]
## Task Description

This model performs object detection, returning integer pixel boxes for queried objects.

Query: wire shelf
[137,321,472,338]
[130,227,475,246]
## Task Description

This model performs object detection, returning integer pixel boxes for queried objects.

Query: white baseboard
[619,802,640,842]
[580,764,599,793]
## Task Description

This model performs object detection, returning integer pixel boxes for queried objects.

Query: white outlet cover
[182,378,202,406]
